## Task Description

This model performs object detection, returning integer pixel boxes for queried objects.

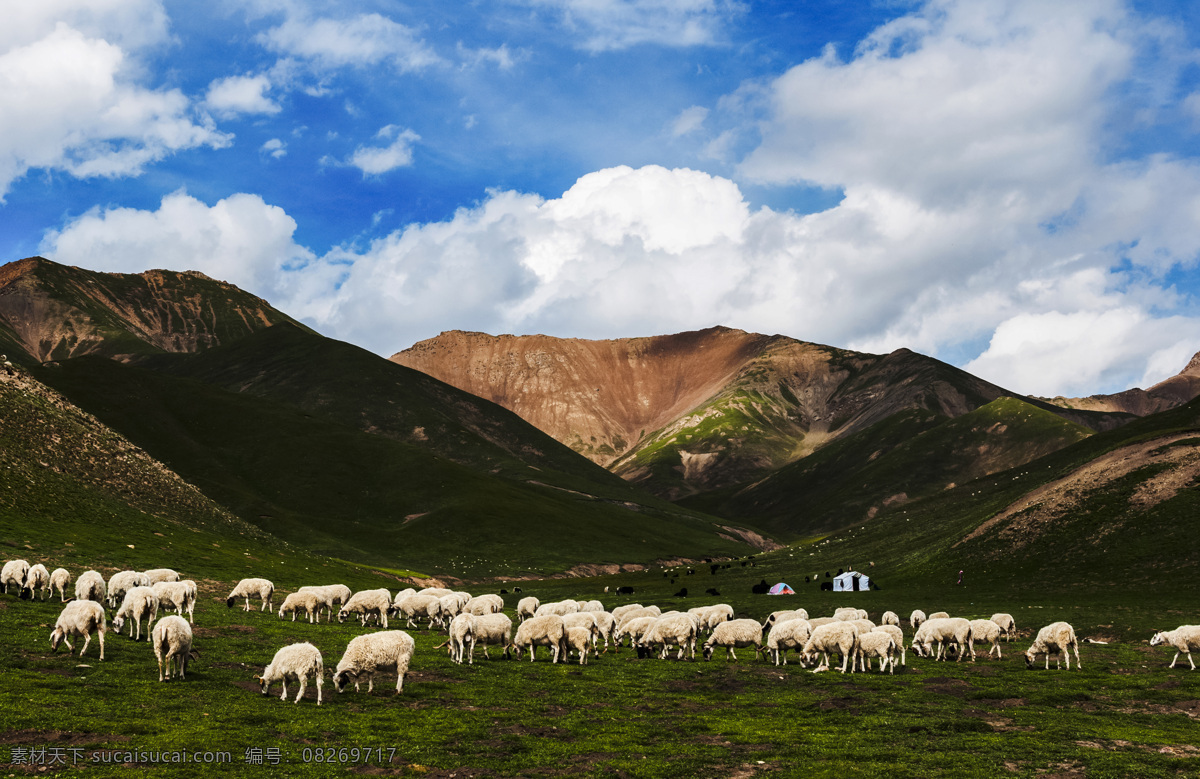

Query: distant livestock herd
[3,557,1200,707]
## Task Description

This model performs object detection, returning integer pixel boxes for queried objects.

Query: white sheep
[534,600,580,618]
[448,613,476,664]
[23,563,50,601]
[464,594,504,615]
[516,596,540,623]
[395,592,442,629]
[872,625,906,666]
[299,584,351,621]
[928,611,950,620]
[227,578,275,612]
[880,611,900,627]
[49,568,72,602]
[767,618,812,666]
[1025,622,1080,670]
[439,593,465,620]
[850,619,876,634]
[258,642,324,704]
[151,615,194,681]
[991,613,1017,642]
[579,600,605,613]
[112,586,159,641]
[143,568,180,585]
[512,615,569,663]
[801,622,859,673]
[470,613,514,661]
[279,591,324,623]
[833,607,859,622]
[807,617,836,629]
[1,559,29,595]
[75,570,106,604]
[969,619,1003,659]
[333,631,415,694]
[644,613,698,660]
[614,616,657,652]
[615,606,659,630]
[566,626,592,665]
[703,619,764,662]
[50,600,107,660]
[1150,626,1200,670]
[589,611,616,651]
[610,603,643,624]
[339,589,392,629]
[909,610,927,630]
[106,570,150,609]
[418,587,452,598]
[152,580,197,624]
[561,612,600,647]
[855,631,898,674]
[912,618,973,661]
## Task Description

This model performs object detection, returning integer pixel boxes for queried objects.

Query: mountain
[1036,351,1200,416]
[0,256,301,364]
[392,328,1127,498]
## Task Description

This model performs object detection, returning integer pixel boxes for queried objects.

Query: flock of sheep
[5,557,1200,708]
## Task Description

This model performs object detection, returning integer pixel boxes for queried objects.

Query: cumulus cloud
[511,0,747,51]
[347,126,421,175]
[261,138,287,158]
[0,4,229,198]
[204,74,280,119]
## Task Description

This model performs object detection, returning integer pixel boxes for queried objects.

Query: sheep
[516,596,540,623]
[112,586,159,641]
[394,592,442,629]
[106,570,150,609]
[565,626,592,665]
[257,642,324,704]
[807,617,836,629]
[23,563,50,601]
[152,580,197,624]
[227,578,276,612]
[579,600,605,613]
[614,616,658,653]
[50,568,72,602]
[333,631,415,694]
[610,604,643,624]
[464,594,504,615]
[448,613,476,664]
[761,607,807,629]
[535,600,580,618]
[299,584,351,621]
[143,568,180,585]
[880,611,900,627]
[339,589,392,629]
[801,622,859,673]
[1,559,29,595]
[50,600,107,660]
[643,613,698,660]
[75,570,107,604]
[969,619,1004,659]
[833,607,859,622]
[912,618,973,661]
[512,615,569,663]
[279,591,324,623]
[767,618,812,666]
[703,619,764,662]
[151,615,194,681]
[561,612,600,647]
[701,604,735,632]
[1150,626,1200,670]
[615,606,659,631]
[928,611,950,620]
[439,593,465,620]
[1025,622,1080,670]
[855,631,898,674]
[417,586,451,598]
[910,610,927,630]
[991,613,1017,642]
[470,613,514,661]
[872,625,906,666]
[850,619,876,635]
[590,611,617,651]
[393,587,416,606]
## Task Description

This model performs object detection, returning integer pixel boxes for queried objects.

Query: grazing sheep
[588,611,616,651]
[257,642,324,704]
[991,613,1017,642]
[143,568,180,585]
[227,578,276,612]
[439,593,467,620]
[339,589,392,629]
[418,587,452,599]
[872,625,906,666]
[464,594,504,615]
[801,622,859,673]
[969,619,1003,659]
[394,592,442,629]
[850,619,876,635]
[579,600,605,613]
[1025,622,1080,670]
[470,613,514,661]
[910,610,927,630]
[856,631,898,674]
[644,613,699,660]
[279,591,324,623]
[615,606,659,631]
[516,596,540,623]
[561,612,600,647]
[703,619,764,662]
[152,615,194,681]
[767,618,812,666]
[50,568,72,602]
[833,607,859,622]
[448,613,476,664]
[614,616,658,653]
[566,626,592,665]
[50,600,107,660]
[333,631,416,694]
[106,571,150,609]
[23,563,50,601]
[112,586,159,641]
[610,604,644,624]
[512,615,569,663]
[928,611,950,620]
[535,600,580,618]
[912,618,973,661]
[152,580,197,624]
[880,611,900,627]
[75,570,106,604]
[1,559,29,595]
[1150,626,1200,670]
[299,584,351,622]
[807,617,836,629]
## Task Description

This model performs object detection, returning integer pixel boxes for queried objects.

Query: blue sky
[5,0,1200,397]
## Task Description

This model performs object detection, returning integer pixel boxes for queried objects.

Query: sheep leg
[80,634,91,658]
[280,679,288,701]
[316,676,322,706]
[295,676,307,704]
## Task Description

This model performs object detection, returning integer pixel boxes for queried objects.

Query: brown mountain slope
[1037,351,1200,416]
[0,256,300,363]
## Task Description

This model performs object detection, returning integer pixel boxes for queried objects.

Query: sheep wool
[50,568,72,602]
[566,626,592,665]
[279,591,324,623]
[339,589,392,629]
[969,619,1004,659]
[24,563,50,601]
[333,631,415,694]
[152,615,194,681]
[113,586,160,642]
[1025,621,1080,670]
[513,615,569,663]
[855,631,897,674]
[767,618,812,666]
[1,559,29,595]
[152,580,197,624]
[143,568,180,585]
[75,570,107,604]
[258,642,324,704]
[516,596,540,623]
[50,600,107,661]
[990,613,1017,642]
[703,619,764,662]
[801,622,858,673]
[227,578,276,612]
[470,613,514,661]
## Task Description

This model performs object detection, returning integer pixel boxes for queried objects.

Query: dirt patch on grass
[491,724,571,740]
[1077,739,1200,757]
[923,677,972,697]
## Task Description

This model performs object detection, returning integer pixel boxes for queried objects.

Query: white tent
[832,571,871,592]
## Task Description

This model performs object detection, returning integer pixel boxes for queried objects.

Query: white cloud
[347,126,420,176]
[261,138,286,158]
[258,13,442,73]
[204,74,280,119]
[671,105,708,137]
[511,0,747,51]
